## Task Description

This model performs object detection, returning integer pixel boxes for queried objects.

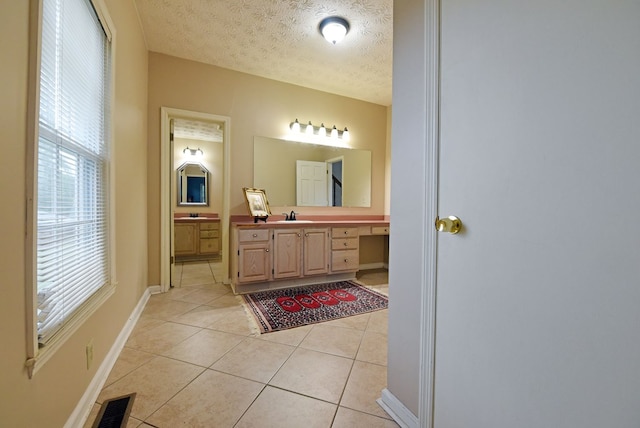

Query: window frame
[25,0,117,378]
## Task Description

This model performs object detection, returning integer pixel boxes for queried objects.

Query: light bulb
[342,127,350,141]
[291,119,301,133]
[319,17,350,45]
[306,121,314,135]
[319,123,326,137]
[331,126,338,139]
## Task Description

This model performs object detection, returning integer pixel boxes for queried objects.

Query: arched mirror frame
[176,161,210,206]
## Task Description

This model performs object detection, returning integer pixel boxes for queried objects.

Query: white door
[296,160,328,206]
[434,1,640,427]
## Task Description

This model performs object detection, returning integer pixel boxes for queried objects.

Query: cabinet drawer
[331,227,359,238]
[200,230,219,238]
[200,222,220,231]
[331,237,359,250]
[238,229,270,243]
[331,250,360,272]
[199,238,220,254]
[371,226,390,235]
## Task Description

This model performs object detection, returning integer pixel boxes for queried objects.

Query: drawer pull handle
[265,249,269,252]
[344,231,348,235]
[252,233,257,237]
[297,233,301,237]
[343,242,347,246]
[305,233,309,237]
[344,258,348,262]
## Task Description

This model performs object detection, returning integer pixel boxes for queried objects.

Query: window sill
[26,282,116,379]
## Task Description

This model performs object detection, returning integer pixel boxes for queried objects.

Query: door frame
[419,0,440,425]
[417,0,441,428]
[380,1,439,425]
[159,107,231,291]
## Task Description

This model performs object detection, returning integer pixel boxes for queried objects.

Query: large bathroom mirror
[177,161,209,206]
[254,136,371,207]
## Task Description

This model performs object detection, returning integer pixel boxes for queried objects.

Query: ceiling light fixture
[319,16,350,45]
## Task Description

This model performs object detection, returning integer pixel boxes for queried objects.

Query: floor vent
[92,393,136,428]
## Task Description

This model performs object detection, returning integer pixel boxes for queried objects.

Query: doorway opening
[326,156,344,207]
[160,107,231,292]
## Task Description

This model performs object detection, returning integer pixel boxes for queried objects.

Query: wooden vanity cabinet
[233,221,387,292]
[174,219,221,260]
[235,226,331,285]
[330,227,360,272]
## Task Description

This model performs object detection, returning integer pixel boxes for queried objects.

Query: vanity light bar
[290,119,350,141]
[183,147,203,156]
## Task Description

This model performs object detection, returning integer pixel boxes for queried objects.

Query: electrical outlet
[86,340,94,370]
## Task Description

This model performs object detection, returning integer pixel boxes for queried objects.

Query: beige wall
[147,53,390,285]
[0,0,149,425]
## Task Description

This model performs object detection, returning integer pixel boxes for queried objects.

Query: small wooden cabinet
[174,219,221,260]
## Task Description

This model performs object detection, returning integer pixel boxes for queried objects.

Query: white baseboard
[65,287,153,428]
[377,388,419,428]
[148,284,162,294]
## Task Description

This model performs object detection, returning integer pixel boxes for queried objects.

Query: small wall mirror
[177,161,209,206]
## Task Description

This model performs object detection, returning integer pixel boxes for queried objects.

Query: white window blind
[36,0,111,346]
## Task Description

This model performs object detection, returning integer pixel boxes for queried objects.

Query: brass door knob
[435,216,462,234]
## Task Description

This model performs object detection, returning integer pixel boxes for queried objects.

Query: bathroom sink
[274,220,314,223]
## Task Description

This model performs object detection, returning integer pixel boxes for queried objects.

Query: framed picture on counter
[243,187,271,221]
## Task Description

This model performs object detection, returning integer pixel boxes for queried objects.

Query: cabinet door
[237,242,271,283]
[273,229,302,279]
[175,223,197,255]
[304,228,330,276]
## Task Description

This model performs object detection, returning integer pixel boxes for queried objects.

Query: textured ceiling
[134,0,393,106]
[173,119,223,142]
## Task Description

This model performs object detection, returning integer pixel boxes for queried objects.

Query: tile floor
[85,261,398,427]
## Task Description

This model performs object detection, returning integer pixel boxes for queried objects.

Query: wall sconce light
[290,119,350,141]
[319,16,350,45]
[183,147,203,156]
